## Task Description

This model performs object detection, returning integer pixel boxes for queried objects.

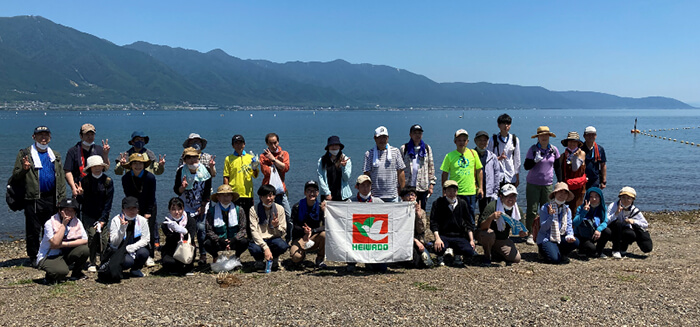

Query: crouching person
[400,187,433,268]
[290,181,327,269]
[248,185,289,272]
[204,185,249,264]
[477,184,527,266]
[430,180,476,267]
[607,187,652,259]
[161,197,197,275]
[107,197,150,278]
[36,198,89,283]
[573,187,611,258]
[537,183,579,264]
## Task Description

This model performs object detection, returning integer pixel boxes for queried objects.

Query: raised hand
[208,155,216,168]
[548,203,556,215]
[76,181,84,196]
[159,154,166,166]
[583,200,590,211]
[102,139,110,155]
[119,152,128,166]
[21,155,31,170]
[340,155,349,167]
[498,150,507,161]
[181,176,188,190]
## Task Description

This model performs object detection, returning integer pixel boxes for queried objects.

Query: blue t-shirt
[583,144,606,186]
[38,151,56,193]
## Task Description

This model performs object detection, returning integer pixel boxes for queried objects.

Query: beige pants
[290,232,326,263]
[478,229,521,263]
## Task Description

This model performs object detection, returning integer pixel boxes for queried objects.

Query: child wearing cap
[174,147,212,265]
[536,182,579,264]
[76,155,114,272]
[606,187,652,259]
[36,198,89,283]
[223,134,259,219]
[289,181,327,268]
[430,180,476,267]
[347,175,387,273]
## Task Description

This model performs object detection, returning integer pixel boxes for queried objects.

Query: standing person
[477,184,527,266]
[174,147,212,265]
[440,129,483,220]
[179,133,216,177]
[64,123,110,198]
[289,181,327,269]
[474,130,502,214]
[523,126,561,245]
[76,155,114,273]
[204,185,249,264]
[317,136,352,202]
[160,197,197,275]
[399,124,436,211]
[259,133,292,242]
[487,113,521,187]
[223,134,259,220]
[363,126,406,202]
[573,187,611,258]
[108,197,151,278]
[536,183,579,264]
[121,153,158,267]
[347,175,387,273]
[36,198,89,283]
[114,131,165,176]
[430,180,476,267]
[582,126,607,190]
[12,126,66,266]
[248,185,289,272]
[559,131,587,208]
[607,187,653,259]
[400,187,433,268]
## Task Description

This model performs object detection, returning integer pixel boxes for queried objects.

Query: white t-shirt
[36,215,88,265]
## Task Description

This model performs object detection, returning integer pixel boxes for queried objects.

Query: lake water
[1,108,699,240]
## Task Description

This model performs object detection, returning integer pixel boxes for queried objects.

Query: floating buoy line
[638,126,700,147]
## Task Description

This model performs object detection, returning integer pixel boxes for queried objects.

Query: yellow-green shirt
[223,152,258,198]
[440,149,483,195]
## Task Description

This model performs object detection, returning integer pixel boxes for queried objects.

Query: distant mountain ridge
[0,15,693,109]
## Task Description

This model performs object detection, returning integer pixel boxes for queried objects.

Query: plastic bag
[210,255,242,272]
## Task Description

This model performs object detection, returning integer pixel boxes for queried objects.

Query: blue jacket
[317,156,352,201]
[475,147,501,199]
[572,187,608,239]
[536,202,574,244]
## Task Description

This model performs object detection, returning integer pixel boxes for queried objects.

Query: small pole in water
[631,118,640,134]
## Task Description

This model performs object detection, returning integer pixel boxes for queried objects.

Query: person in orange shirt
[259,133,291,243]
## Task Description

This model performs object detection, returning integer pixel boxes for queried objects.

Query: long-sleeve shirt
[606,202,648,230]
[109,214,150,253]
[121,170,157,216]
[249,203,287,250]
[487,133,520,184]
[476,148,502,199]
[536,203,574,244]
[260,147,290,192]
[317,155,353,201]
[173,166,212,213]
[77,174,114,225]
[399,143,436,192]
[429,196,474,238]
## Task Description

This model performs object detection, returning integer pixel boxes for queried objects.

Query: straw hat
[548,182,574,202]
[211,184,240,203]
[619,186,637,199]
[126,153,152,167]
[561,131,584,147]
[531,126,556,138]
[84,155,108,171]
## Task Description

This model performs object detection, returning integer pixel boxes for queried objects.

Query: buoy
[673,139,677,142]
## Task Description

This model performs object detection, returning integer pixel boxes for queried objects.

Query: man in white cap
[440,129,483,218]
[582,126,607,190]
[363,126,406,202]
[179,133,216,177]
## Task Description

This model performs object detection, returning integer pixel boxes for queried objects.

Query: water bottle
[264,259,272,273]
[249,151,259,170]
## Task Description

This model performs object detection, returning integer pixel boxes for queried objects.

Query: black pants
[147,206,158,257]
[161,254,194,274]
[204,238,248,258]
[609,220,653,253]
[576,227,612,256]
[24,193,57,259]
[235,197,254,236]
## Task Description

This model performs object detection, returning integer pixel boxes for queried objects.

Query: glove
[534,151,544,163]
[126,244,137,254]
[171,223,188,234]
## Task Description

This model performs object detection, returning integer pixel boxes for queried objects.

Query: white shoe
[526,235,535,245]
[444,247,454,259]
[612,251,623,259]
[87,265,97,273]
[146,257,155,267]
[437,256,445,266]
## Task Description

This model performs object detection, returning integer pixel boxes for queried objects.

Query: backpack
[6,149,28,211]
[492,134,518,155]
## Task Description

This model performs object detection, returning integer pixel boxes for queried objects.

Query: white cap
[374,126,389,137]
[454,129,469,138]
[500,183,518,196]
[584,126,597,134]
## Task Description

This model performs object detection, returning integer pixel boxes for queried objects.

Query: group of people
[11,114,653,283]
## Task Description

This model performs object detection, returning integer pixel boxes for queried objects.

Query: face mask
[329,149,340,156]
[503,204,513,211]
[220,202,231,209]
[554,199,566,205]
[124,214,136,221]
[191,143,202,150]
[133,141,145,149]
[262,202,273,208]
[82,141,95,147]
[475,147,486,154]
[187,163,200,170]
[359,192,371,200]
[35,142,48,150]
[92,172,103,179]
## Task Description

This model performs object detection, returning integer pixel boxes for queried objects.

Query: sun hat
[182,133,208,150]
[409,124,423,132]
[619,186,637,199]
[126,153,152,167]
[182,147,201,158]
[84,155,108,171]
[584,126,597,135]
[560,131,584,147]
[531,126,556,138]
[325,135,344,150]
[58,198,79,210]
[443,180,459,189]
[454,129,469,139]
[549,182,574,202]
[500,183,518,196]
[374,126,389,137]
[356,175,372,185]
[33,126,51,134]
[128,131,150,145]
[80,123,96,134]
[122,196,139,209]
[211,184,240,203]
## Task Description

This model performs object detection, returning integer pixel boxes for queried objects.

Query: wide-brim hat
[58,198,79,210]
[549,182,574,202]
[619,186,637,199]
[561,131,584,147]
[126,153,152,167]
[183,133,208,149]
[84,155,108,171]
[325,135,344,151]
[531,126,556,138]
[211,184,240,203]
[129,131,150,145]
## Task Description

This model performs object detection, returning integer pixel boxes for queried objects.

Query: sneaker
[146,257,155,267]
[437,256,445,266]
[69,272,88,281]
[315,260,327,269]
[185,272,195,276]
[598,253,608,259]
[87,265,97,273]
[444,247,454,259]
[481,257,492,267]
[453,254,464,267]
[130,270,144,278]
[612,251,623,259]
[254,260,265,270]
[29,257,38,268]
[526,235,535,245]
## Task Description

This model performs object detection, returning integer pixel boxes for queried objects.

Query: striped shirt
[363,146,406,199]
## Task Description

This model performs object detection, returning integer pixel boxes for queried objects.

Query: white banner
[325,202,415,263]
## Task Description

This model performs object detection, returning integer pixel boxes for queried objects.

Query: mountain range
[0,16,693,109]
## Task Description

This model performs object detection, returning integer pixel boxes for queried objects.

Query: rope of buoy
[637,126,699,147]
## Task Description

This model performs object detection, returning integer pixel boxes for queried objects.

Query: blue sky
[4,1,700,104]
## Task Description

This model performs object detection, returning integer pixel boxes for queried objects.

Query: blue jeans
[275,194,292,243]
[538,239,580,264]
[193,212,207,256]
[248,237,290,261]
[122,247,149,271]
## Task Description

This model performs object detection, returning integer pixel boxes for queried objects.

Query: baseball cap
[443,180,459,189]
[374,126,389,137]
[409,124,423,132]
[356,175,372,185]
[584,126,597,134]
[232,134,245,144]
[304,180,320,190]
[474,131,489,140]
[58,198,79,210]
[122,196,139,209]
[81,123,96,134]
[34,126,51,134]
[500,184,518,196]
[454,129,469,138]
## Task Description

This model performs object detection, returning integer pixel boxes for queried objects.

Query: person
[114,131,165,176]
[36,198,89,283]
[523,126,561,245]
[179,133,216,177]
[474,130,502,214]
[582,126,607,190]
[76,155,114,272]
[572,187,611,258]
[536,182,579,264]
[607,187,652,259]
[259,133,292,242]
[477,184,527,265]
[400,187,433,268]
[174,147,212,265]
[347,175,386,273]
[363,126,406,202]
[64,123,110,198]
[317,135,352,202]
[440,129,483,219]
[204,185,249,264]
[223,134,260,219]
[487,113,521,187]
[399,124,436,210]
[248,185,289,271]
[12,126,66,265]
[430,180,476,267]
[121,153,158,267]
[160,197,197,275]
[108,197,150,278]
[559,131,587,208]
[289,181,327,269]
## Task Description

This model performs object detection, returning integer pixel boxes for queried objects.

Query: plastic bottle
[265,259,272,273]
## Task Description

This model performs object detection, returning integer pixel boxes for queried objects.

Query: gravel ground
[1,211,698,326]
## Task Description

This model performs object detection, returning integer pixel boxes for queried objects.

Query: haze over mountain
[0,16,693,109]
